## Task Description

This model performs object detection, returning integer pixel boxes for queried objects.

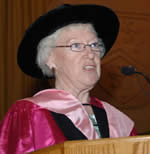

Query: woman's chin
[83,76,99,87]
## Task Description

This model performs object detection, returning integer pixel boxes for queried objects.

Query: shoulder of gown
[0,100,66,154]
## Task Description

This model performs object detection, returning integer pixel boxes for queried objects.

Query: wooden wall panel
[0,0,7,121]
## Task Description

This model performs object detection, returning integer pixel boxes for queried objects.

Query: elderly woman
[0,4,136,154]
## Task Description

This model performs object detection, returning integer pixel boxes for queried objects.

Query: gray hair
[36,23,105,77]
[36,29,61,77]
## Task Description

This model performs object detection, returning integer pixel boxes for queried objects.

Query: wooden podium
[31,135,150,154]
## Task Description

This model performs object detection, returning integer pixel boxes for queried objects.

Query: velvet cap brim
[17,4,119,78]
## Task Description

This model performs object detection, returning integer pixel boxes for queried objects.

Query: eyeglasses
[52,42,105,53]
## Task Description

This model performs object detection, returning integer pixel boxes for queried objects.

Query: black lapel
[50,105,110,140]
[50,111,87,140]
[92,105,110,138]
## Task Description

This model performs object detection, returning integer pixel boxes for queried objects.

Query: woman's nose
[85,46,95,59]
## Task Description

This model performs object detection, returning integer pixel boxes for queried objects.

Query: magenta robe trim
[0,89,134,154]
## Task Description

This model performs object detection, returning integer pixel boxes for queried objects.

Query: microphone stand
[121,66,150,85]
[135,71,150,85]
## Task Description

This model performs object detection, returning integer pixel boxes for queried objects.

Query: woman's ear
[46,52,56,70]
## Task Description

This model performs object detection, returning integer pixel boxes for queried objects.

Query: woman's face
[47,24,102,90]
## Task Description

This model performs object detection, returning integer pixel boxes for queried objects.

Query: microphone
[120,66,136,75]
[121,65,150,85]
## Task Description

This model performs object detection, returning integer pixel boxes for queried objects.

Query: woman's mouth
[84,65,96,71]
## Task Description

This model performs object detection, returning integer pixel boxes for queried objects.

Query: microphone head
[121,66,136,75]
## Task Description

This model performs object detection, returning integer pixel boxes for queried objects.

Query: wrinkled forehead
[56,23,98,42]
